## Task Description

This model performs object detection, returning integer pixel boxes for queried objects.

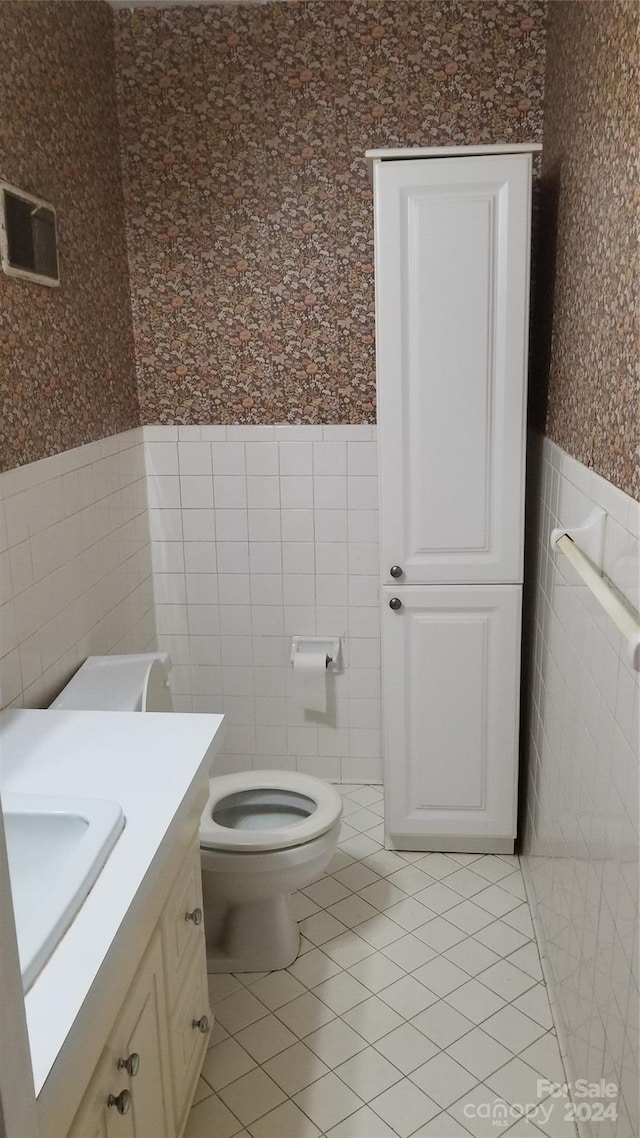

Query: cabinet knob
[390,565,403,579]
[389,597,402,611]
[107,1089,131,1115]
[117,1052,140,1077]
[192,1014,210,1034]
[185,906,203,926]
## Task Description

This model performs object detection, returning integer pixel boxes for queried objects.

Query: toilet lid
[199,771,343,852]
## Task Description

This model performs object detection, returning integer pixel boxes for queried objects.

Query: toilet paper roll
[293,651,327,713]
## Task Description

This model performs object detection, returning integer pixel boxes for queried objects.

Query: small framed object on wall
[0,181,59,286]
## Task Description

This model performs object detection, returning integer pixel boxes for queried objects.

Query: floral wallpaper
[114,0,546,427]
[539,0,639,500]
[0,1,139,473]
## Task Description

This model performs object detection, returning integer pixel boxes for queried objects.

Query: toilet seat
[200,771,342,853]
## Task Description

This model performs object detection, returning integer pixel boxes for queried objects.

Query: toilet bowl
[50,653,343,972]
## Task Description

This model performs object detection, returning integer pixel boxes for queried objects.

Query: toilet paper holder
[290,637,341,673]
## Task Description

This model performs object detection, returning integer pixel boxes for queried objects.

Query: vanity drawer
[162,842,205,1012]
[169,946,211,1135]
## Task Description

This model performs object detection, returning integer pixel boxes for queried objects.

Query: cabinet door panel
[375,155,530,584]
[108,932,173,1138]
[382,585,521,848]
[67,1047,134,1138]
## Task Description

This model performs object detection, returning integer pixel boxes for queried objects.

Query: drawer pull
[192,1014,209,1034]
[117,1052,140,1077]
[389,597,402,610]
[185,907,203,926]
[107,1089,131,1115]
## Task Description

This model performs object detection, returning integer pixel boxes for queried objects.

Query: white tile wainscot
[0,428,156,709]
[144,425,382,784]
[522,435,639,1138]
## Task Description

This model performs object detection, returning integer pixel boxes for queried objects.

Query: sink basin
[2,793,125,991]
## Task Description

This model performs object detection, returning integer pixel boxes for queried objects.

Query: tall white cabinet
[370,145,539,853]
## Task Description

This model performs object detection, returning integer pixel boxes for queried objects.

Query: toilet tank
[50,653,174,713]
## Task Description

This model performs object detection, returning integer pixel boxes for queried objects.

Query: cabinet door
[66,1047,134,1138]
[374,155,531,585]
[382,585,521,849]
[108,932,174,1138]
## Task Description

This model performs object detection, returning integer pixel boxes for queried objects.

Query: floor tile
[415,882,461,914]
[342,995,405,1043]
[313,971,371,1013]
[412,1110,473,1135]
[469,855,518,883]
[487,1055,552,1106]
[218,1068,286,1127]
[214,989,269,1034]
[327,895,380,928]
[412,956,470,997]
[248,1100,320,1138]
[381,933,437,972]
[414,853,459,879]
[187,784,564,1138]
[288,946,343,989]
[184,1092,244,1138]
[299,910,348,946]
[482,1004,547,1052]
[510,983,551,1028]
[448,1082,511,1137]
[475,919,530,956]
[479,959,537,1001]
[370,1077,439,1137]
[303,876,352,908]
[262,1041,330,1096]
[358,879,407,911]
[274,991,335,1037]
[347,952,405,993]
[234,1014,297,1063]
[326,1104,398,1137]
[443,936,500,975]
[304,1017,368,1066]
[412,999,475,1048]
[508,942,544,981]
[335,1046,403,1100]
[292,893,322,921]
[446,1026,515,1081]
[293,1071,364,1131]
[444,977,506,1023]
[249,970,307,1010]
[409,1051,478,1108]
[354,913,407,949]
[373,1023,439,1074]
[445,868,491,898]
[201,1037,257,1091]
[192,1076,214,1106]
[519,1032,566,1084]
[445,899,496,934]
[379,974,438,1018]
[413,917,466,952]
[386,865,435,895]
[322,929,376,967]
[333,862,380,893]
[384,897,434,931]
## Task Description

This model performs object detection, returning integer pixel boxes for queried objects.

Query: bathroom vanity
[0,709,223,1138]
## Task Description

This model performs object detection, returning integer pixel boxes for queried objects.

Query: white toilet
[50,652,343,972]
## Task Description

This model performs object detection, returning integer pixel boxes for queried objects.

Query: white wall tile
[0,429,155,709]
[522,435,639,1137]
[143,427,382,782]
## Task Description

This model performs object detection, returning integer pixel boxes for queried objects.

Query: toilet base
[205,894,301,973]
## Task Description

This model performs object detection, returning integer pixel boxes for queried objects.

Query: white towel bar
[551,530,640,672]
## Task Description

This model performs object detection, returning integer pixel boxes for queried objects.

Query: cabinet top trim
[365,143,542,179]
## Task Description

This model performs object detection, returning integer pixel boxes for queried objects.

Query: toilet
[50,652,343,972]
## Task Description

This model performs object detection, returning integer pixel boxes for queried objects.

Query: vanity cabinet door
[66,1047,134,1138]
[108,932,174,1138]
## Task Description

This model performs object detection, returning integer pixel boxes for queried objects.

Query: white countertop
[0,709,223,1094]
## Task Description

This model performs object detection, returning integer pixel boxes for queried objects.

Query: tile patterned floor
[186,786,576,1138]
